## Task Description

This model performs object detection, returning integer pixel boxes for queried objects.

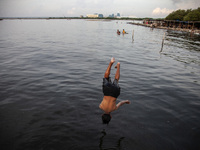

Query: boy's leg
[104,57,115,78]
[115,62,120,81]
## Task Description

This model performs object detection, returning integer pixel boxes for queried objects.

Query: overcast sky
[0,0,199,18]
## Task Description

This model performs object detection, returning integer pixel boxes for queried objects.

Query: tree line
[165,7,200,21]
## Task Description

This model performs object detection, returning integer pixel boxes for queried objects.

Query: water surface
[0,19,200,150]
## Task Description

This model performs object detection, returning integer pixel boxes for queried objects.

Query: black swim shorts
[102,77,120,98]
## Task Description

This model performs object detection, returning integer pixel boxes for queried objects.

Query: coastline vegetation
[1,8,199,22]
[0,16,164,21]
[165,7,200,21]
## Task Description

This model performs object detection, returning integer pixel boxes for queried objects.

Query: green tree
[165,9,191,21]
[184,8,200,21]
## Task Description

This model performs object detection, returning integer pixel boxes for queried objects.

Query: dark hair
[102,114,111,124]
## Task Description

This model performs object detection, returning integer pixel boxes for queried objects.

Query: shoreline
[1,17,199,35]
[0,17,157,21]
[128,22,200,35]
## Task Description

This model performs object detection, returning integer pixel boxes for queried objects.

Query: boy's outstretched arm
[116,100,131,110]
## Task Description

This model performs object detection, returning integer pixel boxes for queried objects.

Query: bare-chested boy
[99,57,130,124]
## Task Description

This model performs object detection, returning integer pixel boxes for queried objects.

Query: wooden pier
[128,20,200,35]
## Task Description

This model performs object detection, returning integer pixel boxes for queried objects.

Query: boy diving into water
[99,57,130,124]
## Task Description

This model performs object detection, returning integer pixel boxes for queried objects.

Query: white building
[86,14,99,18]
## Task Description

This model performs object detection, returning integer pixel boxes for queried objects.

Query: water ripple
[0,19,200,150]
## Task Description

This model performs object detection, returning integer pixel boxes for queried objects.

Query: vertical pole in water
[132,30,134,42]
[160,32,166,53]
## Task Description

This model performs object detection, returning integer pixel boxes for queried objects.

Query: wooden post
[192,22,194,30]
[132,30,134,42]
[160,32,166,53]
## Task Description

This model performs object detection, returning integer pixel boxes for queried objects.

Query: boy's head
[102,113,111,124]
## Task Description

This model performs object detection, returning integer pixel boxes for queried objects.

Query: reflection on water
[162,30,200,66]
[0,19,200,150]
[99,129,125,150]
[165,30,200,52]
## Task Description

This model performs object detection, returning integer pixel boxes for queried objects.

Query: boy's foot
[111,57,115,64]
[115,62,120,68]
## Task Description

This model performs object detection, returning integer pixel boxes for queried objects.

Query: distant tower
[117,13,120,17]
[98,14,103,18]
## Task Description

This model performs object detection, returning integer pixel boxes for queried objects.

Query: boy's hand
[116,100,131,109]
[124,100,131,104]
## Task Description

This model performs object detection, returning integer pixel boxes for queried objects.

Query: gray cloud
[0,0,199,17]
[171,0,199,8]
[171,0,182,4]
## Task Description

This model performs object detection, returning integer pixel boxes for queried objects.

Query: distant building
[87,14,99,18]
[109,14,114,18]
[87,13,104,18]
[117,13,120,17]
[98,14,103,18]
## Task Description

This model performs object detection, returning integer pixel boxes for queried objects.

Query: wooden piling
[160,32,166,53]
[132,30,134,42]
